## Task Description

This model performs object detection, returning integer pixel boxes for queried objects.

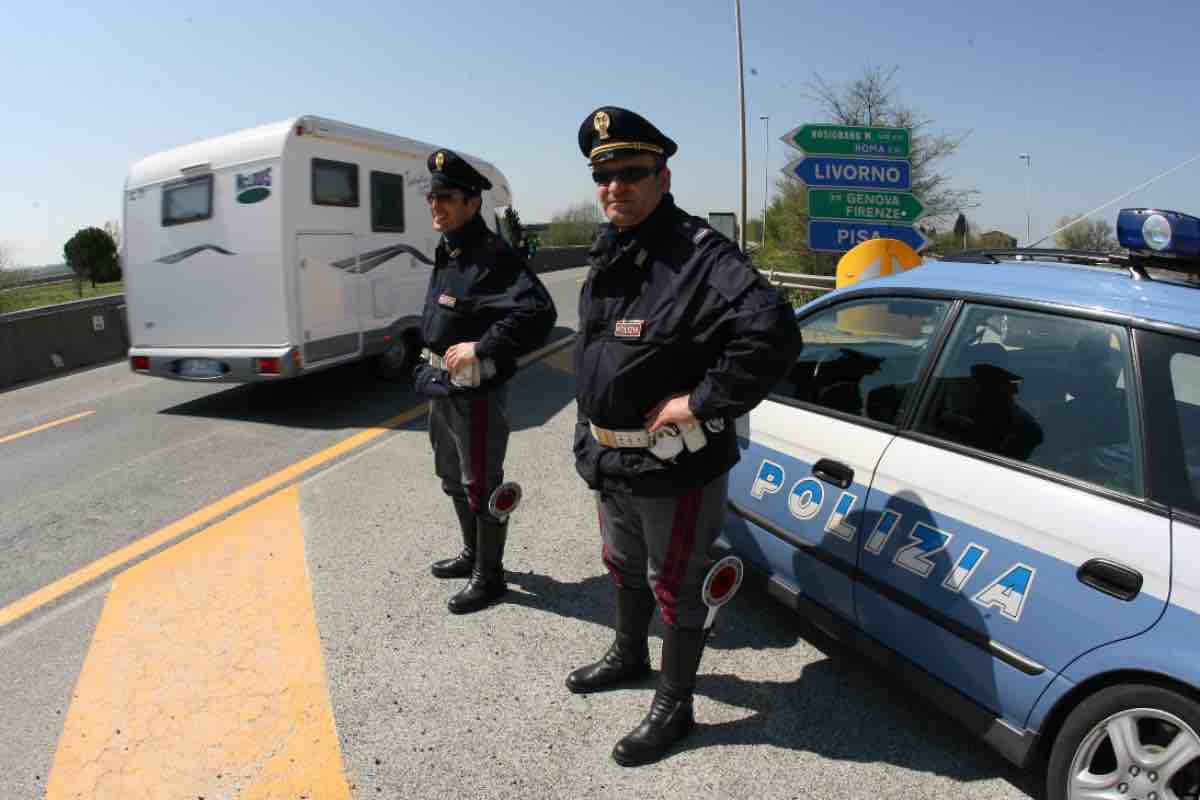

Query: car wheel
[371,331,417,381]
[1047,684,1200,800]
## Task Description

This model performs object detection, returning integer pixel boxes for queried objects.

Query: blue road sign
[808,219,931,253]
[785,155,912,191]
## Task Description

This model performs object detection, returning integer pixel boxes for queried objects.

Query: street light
[760,115,769,250]
[1018,153,1032,245]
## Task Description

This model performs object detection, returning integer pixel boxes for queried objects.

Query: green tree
[543,200,603,246]
[63,226,120,291]
[758,179,837,275]
[1054,214,1118,252]
[953,213,969,249]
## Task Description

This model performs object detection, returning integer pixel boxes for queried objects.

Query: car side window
[915,305,1140,495]
[1138,331,1200,515]
[771,298,950,425]
[1168,353,1200,512]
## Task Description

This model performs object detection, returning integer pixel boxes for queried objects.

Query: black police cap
[427,148,493,193]
[578,106,678,164]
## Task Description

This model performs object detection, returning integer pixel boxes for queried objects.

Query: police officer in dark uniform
[568,107,802,765]
[413,148,557,614]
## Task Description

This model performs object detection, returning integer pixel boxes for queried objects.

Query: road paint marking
[46,486,351,799]
[0,410,95,445]
[0,403,426,629]
[0,333,576,631]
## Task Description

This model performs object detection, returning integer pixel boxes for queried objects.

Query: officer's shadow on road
[508,489,1037,796]
[157,327,577,432]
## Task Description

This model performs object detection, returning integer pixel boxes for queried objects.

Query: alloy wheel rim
[1069,707,1200,800]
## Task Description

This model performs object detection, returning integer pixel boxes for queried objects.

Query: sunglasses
[425,191,460,204]
[591,165,660,186]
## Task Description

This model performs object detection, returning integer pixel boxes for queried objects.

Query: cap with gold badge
[427,148,493,193]
[577,106,678,165]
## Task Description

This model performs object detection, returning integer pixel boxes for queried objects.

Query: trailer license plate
[177,358,224,378]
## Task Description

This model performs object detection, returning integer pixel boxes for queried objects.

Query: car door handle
[1077,558,1142,602]
[812,459,854,489]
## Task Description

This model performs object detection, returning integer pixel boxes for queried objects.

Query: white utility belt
[427,350,496,388]
[589,420,707,461]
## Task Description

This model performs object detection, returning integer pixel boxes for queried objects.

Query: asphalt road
[0,263,1042,799]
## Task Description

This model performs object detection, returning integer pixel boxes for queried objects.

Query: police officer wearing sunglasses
[568,107,802,765]
[414,148,556,614]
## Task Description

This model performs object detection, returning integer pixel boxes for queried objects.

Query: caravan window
[312,158,359,207]
[371,171,405,232]
[162,174,213,226]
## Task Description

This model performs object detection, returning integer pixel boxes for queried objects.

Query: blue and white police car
[720,209,1200,799]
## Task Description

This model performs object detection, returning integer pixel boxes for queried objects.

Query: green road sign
[783,124,910,158]
[808,188,925,223]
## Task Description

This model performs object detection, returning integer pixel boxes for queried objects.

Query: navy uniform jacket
[574,194,802,496]
[420,213,557,385]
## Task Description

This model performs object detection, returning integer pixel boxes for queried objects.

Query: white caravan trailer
[123,115,513,381]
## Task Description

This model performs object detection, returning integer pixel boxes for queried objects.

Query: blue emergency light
[1117,208,1200,261]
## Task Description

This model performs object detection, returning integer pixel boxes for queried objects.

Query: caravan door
[296,233,361,365]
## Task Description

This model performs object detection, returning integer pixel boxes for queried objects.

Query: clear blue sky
[4,0,1199,265]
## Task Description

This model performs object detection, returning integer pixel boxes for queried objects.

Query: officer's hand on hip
[444,341,479,372]
[644,393,698,433]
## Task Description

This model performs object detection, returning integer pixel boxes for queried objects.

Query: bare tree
[806,66,977,226]
[544,200,604,246]
[1055,215,1119,252]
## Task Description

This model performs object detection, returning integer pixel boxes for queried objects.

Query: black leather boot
[447,517,508,614]
[430,496,476,579]
[611,625,707,767]
[565,587,655,693]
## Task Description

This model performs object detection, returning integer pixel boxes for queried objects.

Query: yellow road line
[0,410,95,445]
[0,402,428,629]
[46,487,351,799]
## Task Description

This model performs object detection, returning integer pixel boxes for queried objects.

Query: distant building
[978,230,1018,248]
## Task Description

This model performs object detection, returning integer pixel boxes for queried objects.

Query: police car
[720,209,1200,799]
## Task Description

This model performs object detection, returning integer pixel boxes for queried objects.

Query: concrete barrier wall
[0,255,589,392]
[530,246,589,273]
[0,296,129,391]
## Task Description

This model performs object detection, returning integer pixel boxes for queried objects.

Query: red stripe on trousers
[469,397,488,513]
[654,486,703,627]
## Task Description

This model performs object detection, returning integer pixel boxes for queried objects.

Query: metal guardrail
[758,269,837,293]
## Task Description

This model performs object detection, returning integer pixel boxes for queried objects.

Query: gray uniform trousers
[597,472,730,629]
[429,385,510,523]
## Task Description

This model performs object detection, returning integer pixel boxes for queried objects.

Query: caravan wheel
[372,331,418,382]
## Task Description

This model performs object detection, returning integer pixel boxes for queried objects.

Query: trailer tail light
[131,356,150,372]
[256,357,282,375]
[291,349,302,368]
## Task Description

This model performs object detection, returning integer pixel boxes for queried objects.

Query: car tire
[1046,683,1200,800]
[371,331,418,382]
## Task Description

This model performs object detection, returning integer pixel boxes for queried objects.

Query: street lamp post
[734,0,748,252]
[760,115,769,250]
[1018,153,1032,245]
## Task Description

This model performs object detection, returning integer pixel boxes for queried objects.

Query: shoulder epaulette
[676,215,715,246]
